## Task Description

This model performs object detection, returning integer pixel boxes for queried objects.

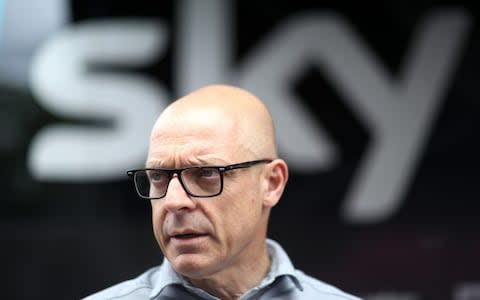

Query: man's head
[146,84,288,282]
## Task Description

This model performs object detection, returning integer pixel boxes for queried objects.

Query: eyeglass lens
[134,168,222,198]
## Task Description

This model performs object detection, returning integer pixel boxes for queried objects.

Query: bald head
[150,85,278,162]
[147,86,289,290]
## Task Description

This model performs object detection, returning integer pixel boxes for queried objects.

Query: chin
[170,253,216,279]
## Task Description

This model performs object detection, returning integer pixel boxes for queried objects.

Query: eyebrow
[145,158,228,169]
[145,159,163,168]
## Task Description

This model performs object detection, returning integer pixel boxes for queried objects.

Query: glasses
[127,159,272,199]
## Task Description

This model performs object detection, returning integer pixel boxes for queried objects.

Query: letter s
[29,20,169,181]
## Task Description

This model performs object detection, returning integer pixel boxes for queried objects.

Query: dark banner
[1,1,479,299]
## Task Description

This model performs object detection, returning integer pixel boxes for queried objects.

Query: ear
[262,159,289,208]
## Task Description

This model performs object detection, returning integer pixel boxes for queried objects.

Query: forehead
[147,109,243,167]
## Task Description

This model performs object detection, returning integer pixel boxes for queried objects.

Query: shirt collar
[262,238,304,291]
[149,238,303,298]
[149,258,186,299]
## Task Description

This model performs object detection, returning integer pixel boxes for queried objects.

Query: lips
[167,229,209,249]
[169,230,207,240]
[173,233,203,239]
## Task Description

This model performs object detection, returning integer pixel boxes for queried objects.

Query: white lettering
[29,20,169,181]
[340,10,471,223]
[236,10,471,223]
[27,3,472,225]
[175,0,233,95]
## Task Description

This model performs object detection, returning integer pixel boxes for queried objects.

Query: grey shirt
[83,239,362,300]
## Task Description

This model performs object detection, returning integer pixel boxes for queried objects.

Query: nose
[163,175,196,212]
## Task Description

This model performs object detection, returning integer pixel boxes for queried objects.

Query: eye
[148,170,167,183]
[199,168,216,178]
[188,167,219,179]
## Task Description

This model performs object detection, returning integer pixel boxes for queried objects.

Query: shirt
[83,239,362,300]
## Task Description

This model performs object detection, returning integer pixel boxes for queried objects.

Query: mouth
[173,233,204,239]
[170,231,208,240]
[169,232,208,247]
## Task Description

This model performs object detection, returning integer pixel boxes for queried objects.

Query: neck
[189,242,271,300]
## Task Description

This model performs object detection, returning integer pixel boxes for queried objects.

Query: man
[84,85,361,300]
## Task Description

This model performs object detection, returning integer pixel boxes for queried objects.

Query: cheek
[218,184,262,231]
[151,202,165,243]
[228,178,263,211]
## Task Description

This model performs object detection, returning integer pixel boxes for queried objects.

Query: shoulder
[82,267,159,300]
[294,270,363,300]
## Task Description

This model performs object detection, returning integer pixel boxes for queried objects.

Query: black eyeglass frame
[127,159,273,200]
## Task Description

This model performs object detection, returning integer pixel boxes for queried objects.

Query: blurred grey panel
[0,0,68,88]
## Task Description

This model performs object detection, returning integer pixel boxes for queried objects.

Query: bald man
[84,85,361,300]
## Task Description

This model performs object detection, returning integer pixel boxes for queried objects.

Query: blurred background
[1,0,479,299]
